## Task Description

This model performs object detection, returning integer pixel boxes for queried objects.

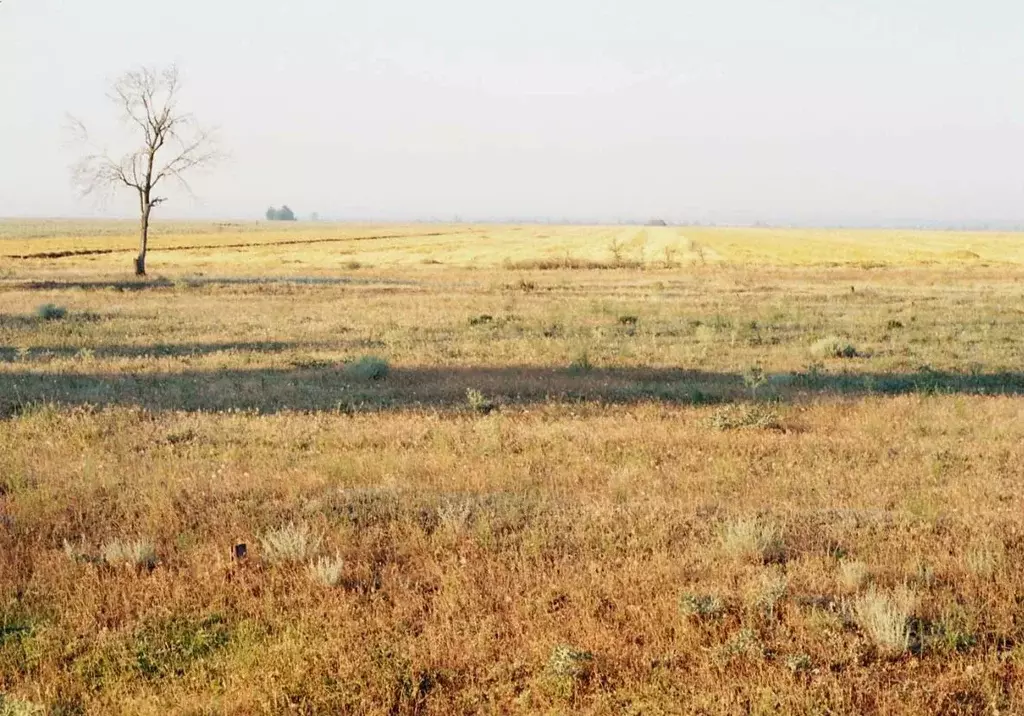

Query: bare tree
[70,65,219,276]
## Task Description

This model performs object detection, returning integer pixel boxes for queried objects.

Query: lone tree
[70,65,219,275]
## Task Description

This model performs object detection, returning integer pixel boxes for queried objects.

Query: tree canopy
[265,205,296,221]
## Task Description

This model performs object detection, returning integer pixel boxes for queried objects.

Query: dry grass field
[1,221,1024,714]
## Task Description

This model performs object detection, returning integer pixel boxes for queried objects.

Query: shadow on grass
[0,312,109,330]
[0,364,1022,415]
[0,341,327,362]
[8,275,420,292]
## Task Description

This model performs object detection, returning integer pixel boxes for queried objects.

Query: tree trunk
[136,203,150,276]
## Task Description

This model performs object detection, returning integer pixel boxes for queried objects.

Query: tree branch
[69,64,221,211]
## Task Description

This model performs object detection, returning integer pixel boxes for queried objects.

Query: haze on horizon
[2,0,1023,226]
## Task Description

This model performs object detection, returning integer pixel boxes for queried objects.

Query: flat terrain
[1,221,1023,714]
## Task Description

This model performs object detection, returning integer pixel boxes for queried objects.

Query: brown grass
[1,222,1023,713]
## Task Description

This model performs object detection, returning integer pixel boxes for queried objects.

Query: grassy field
[1,221,1023,714]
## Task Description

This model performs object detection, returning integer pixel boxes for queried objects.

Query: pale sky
[2,0,1023,224]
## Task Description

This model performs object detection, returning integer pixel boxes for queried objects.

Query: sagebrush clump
[854,587,916,656]
[466,388,495,414]
[260,522,322,565]
[36,303,67,321]
[100,538,158,570]
[307,553,345,586]
[345,355,390,381]
[679,592,725,620]
[720,517,785,563]
[546,644,595,680]
[838,560,870,592]
[810,336,858,359]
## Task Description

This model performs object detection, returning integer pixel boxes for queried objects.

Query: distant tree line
[265,205,296,221]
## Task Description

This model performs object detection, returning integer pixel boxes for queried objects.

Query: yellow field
[1,222,1023,714]
[3,220,1023,276]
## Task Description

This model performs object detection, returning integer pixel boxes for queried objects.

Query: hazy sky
[2,0,1023,224]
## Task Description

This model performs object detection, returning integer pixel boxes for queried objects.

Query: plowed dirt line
[4,230,478,260]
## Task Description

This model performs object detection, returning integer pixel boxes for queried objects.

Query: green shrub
[466,388,495,414]
[567,352,593,375]
[679,593,725,620]
[742,364,768,399]
[0,695,44,716]
[541,644,595,700]
[547,644,594,679]
[36,304,67,321]
[345,355,390,381]
[785,654,813,673]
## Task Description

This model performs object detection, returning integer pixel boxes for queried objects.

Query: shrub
[810,336,858,359]
[750,569,788,619]
[307,553,344,587]
[721,627,764,660]
[608,238,625,263]
[345,355,390,381]
[853,587,916,656]
[837,560,870,592]
[785,654,813,673]
[708,404,781,431]
[547,644,594,679]
[720,517,784,563]
[679,592,725,620]
[62,538,95,564]
[567,352,593,375]
[742,364,768,399]
[544,644,596,700]
[259,522,322,565]
[0,695,44,716]
[100,538,158,571]
[926,607,978,653]
[36,304,67,321]
[617,315,639,326]
[466,388,495,415]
